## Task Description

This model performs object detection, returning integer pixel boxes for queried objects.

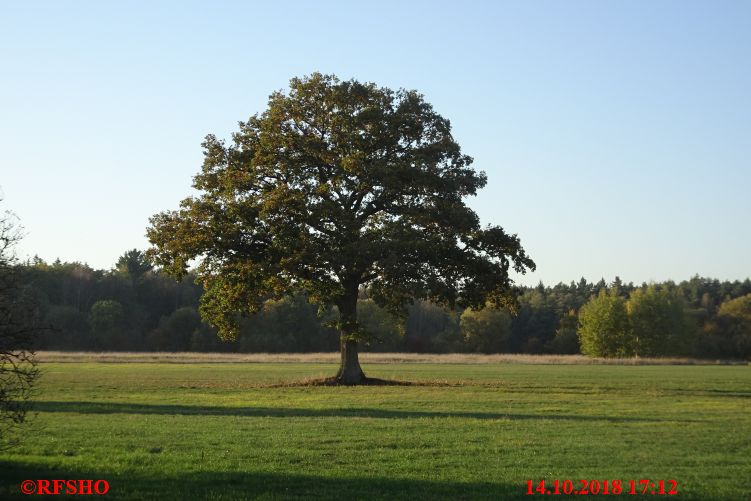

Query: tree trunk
[335,288,366,384]
[336,336,365,384]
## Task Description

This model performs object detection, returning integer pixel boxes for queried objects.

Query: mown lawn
[1,361,749,499]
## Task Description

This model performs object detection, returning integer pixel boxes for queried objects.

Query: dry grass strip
[34,351,747,365]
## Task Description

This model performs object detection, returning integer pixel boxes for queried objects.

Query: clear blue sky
[1,1,749,286]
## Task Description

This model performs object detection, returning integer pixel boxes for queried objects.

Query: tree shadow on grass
[670,388,751,399]
[30,401,696,423]
[0,460,519,500]
[0,460,723,501]
[273,376,422,387]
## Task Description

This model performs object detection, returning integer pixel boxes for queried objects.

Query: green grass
[1,361,749,499]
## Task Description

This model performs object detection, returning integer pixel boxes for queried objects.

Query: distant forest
[20,250,751,359]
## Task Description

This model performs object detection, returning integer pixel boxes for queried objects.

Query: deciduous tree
[627,287,692,356]
[460,304,512,353]
[0,200,40,445]
[147,74,534,383]
[578,290,631,357]
[715,294,751,359]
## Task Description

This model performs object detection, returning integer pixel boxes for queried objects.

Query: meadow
[1,354,749,500]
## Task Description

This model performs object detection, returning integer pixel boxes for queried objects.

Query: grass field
[1,355,749,499]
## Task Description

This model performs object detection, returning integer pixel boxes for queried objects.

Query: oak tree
[147,74,534,383]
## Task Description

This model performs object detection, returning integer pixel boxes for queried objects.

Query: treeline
[20,250,751,358]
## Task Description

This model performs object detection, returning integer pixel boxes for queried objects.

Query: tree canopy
[578,290,631,357]
[714,294,751,358]
[147,73,535,383]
